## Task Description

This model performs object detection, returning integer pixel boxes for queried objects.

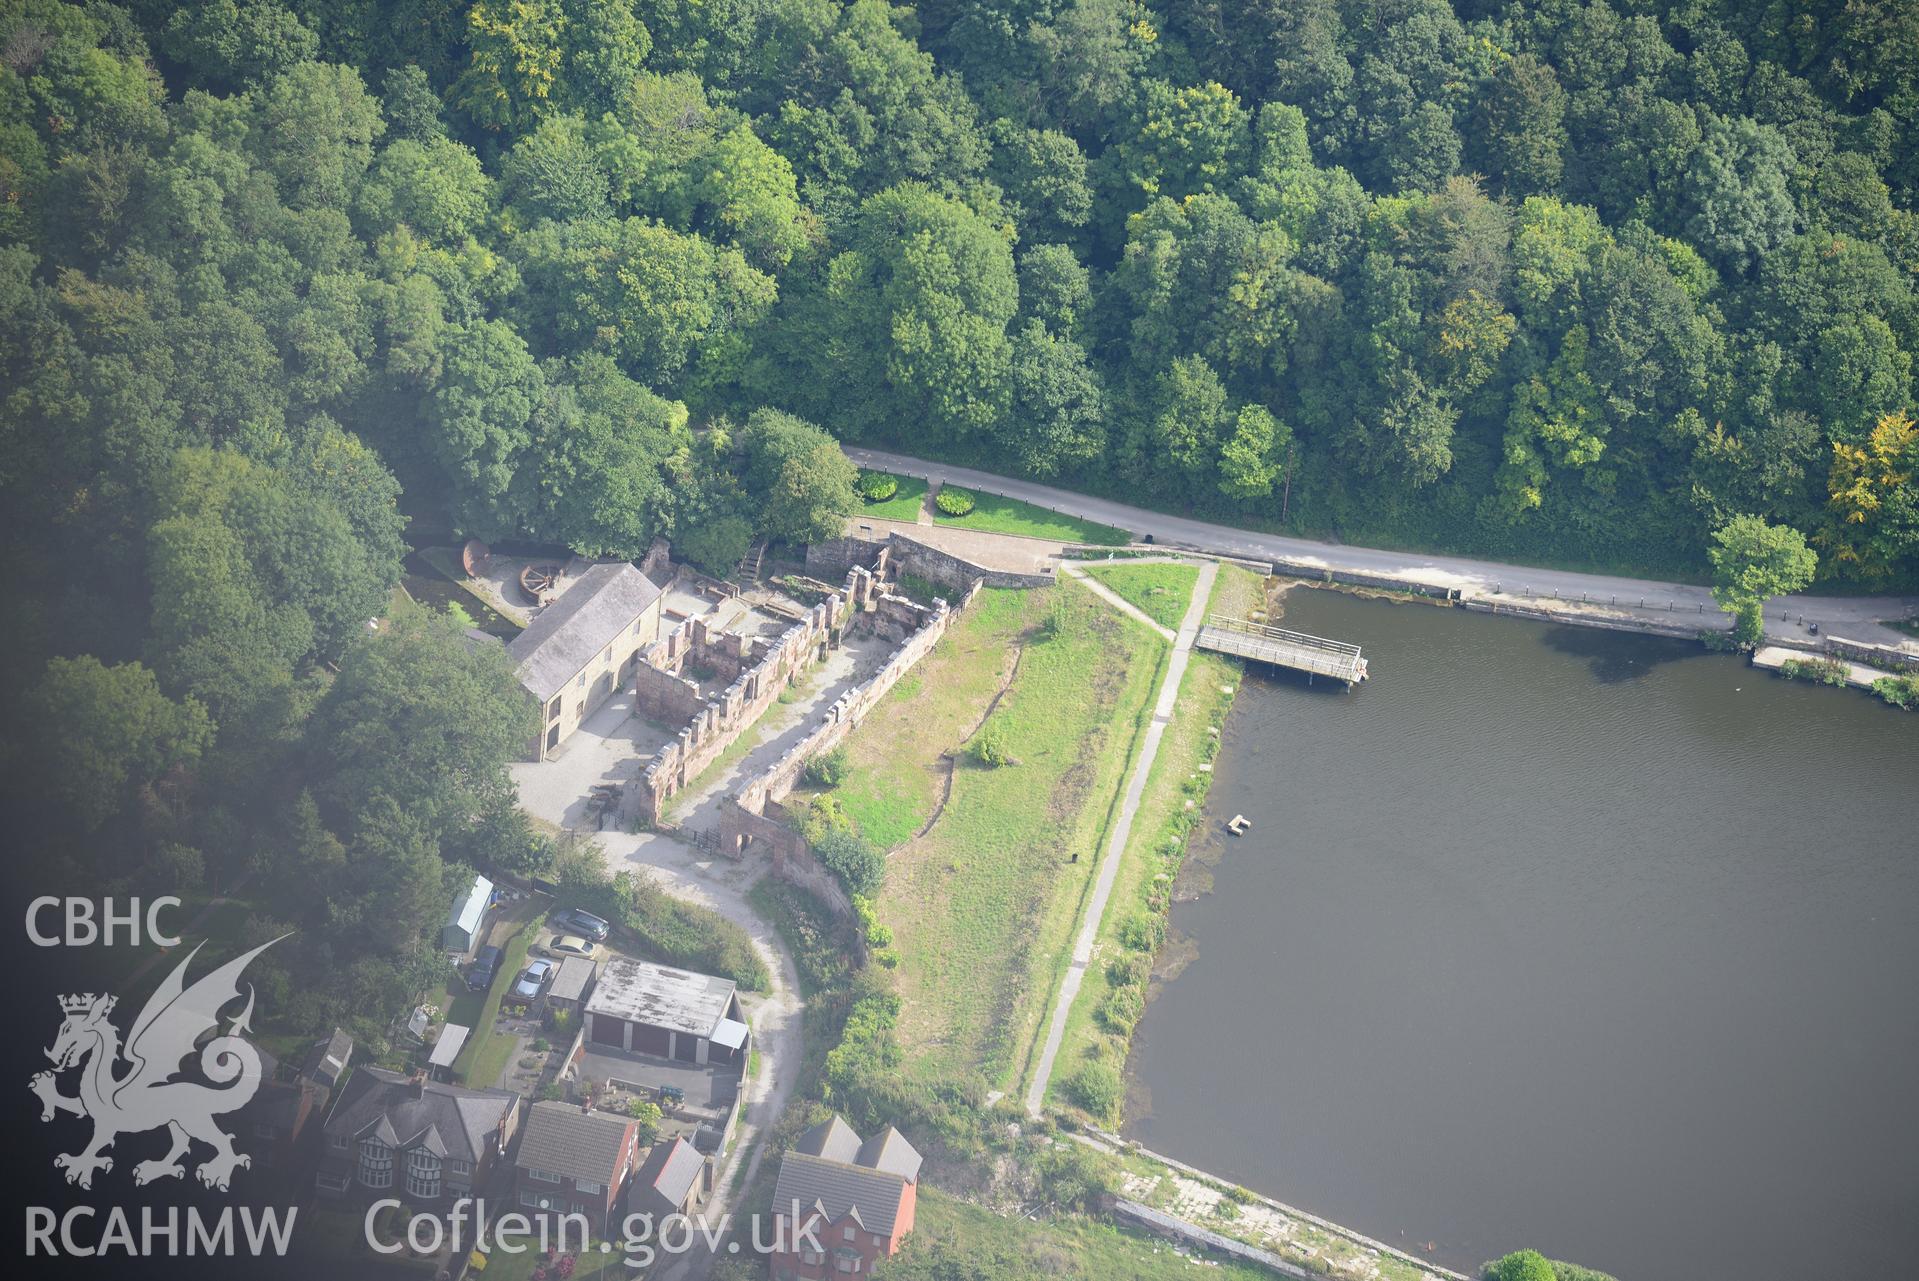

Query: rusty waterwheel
[519,563,562,602]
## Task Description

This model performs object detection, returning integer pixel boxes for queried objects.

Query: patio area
[510,688,681,829]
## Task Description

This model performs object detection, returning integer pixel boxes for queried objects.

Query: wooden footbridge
[1195,614,1369,684]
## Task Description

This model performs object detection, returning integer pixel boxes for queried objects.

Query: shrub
[1872,674,1918,708]
[626,1098,662,1144]
[1779,656,1849,686]
[935,485,977,516]
[1066,1059,1123,1117]
[1483,1251,1555,1281]
[1106,953,1150,987]
[968,721,1011,768]
[803,746,850,787]
[857,470,900,502]
[1096,985,1143,1035]
[797,793,856,844]
[1030,1139,1112,1211]
[1698,628,1743,652]
[538,1081,564,1101]
[1118,913,1165,953]
[815,828,885,898]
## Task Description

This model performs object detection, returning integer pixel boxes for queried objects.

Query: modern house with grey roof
[314,1068,520,1211]
[511,562,664,760]
[513,1101,644,1234]
[584,958,750,1066]
[769,1116,922,1279]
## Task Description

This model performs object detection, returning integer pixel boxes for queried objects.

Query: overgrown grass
[551,839,770,990]
[1079,560,1202,630]
[823,588,1033,851]
[857,472,931,522]
[748,878,856,999]
[864,581,1161,1086]
[932,488,1129,545]
[1041,565,1260,1117]
[879,1188,1274,1280]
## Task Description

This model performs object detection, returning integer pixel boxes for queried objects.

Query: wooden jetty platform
[1195,614,1369,684]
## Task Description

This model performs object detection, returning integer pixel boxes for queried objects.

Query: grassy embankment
[1037,564,1261,1117]
[1078,559,1203,630]
[875,1187,1276,1280]
[813,581,1162,1087]
[931,486,1131,545]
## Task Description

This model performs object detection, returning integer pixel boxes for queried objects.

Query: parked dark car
[467,945,503,991]
[551,907,611,942]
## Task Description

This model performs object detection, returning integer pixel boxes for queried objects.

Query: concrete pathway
[1024,560,1219,1116]
[846,447,1919,650]
[1750,646,1892,691]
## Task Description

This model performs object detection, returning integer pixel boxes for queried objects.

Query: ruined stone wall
[728,597,947,826]
[719,597,950,914]
[623,594,846,825]
[888,532,1055,591]
[805,537,888,578]
[631,620,706,723]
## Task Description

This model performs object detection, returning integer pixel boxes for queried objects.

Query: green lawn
[1079,560,1203,630]
[877,1188,1274,1280]
[859,581,1162,1085]
[1042,565,1262,1115]
[857,472,931,522]
[933,487,1130,545]
[451,911,541,1088]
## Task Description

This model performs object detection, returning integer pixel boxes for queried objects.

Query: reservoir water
[1123,587,1919,1281]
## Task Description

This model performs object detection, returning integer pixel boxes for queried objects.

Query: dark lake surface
[1123,587,1919,1281]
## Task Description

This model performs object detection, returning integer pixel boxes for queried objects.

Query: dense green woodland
[2,0,1917,1040]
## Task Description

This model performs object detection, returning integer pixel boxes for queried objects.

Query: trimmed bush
[857,470,900,502]
[1066,1059,1123,1116]
[935,485,977,516]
